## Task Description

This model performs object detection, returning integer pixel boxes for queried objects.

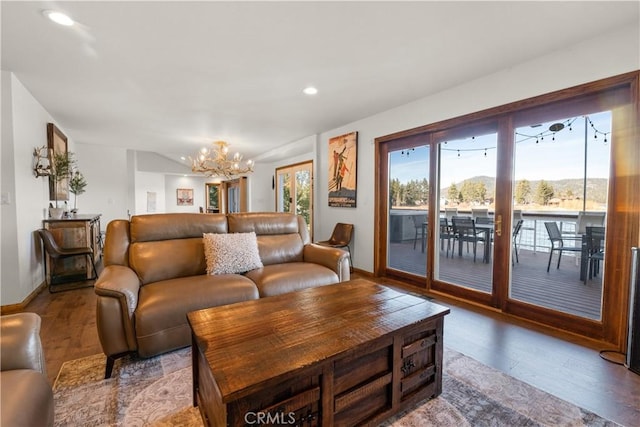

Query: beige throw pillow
[203,232,263,275]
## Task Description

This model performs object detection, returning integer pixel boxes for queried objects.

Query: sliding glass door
[375,72,639,345]
[509,112,611,320]
[387,145,429,277]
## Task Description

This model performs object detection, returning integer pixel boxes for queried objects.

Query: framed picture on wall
[147,192,157,212]
[47,123,69,201]
[328,131,357,208]
[177,188,194,206]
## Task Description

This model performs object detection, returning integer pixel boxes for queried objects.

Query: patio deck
[388,240,602,320]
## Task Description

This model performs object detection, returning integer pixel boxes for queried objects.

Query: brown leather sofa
[0,312,55,427]
[95,212,350,377]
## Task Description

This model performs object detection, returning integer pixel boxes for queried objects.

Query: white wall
[74,143,130,227]
[134,171,166,215]
[249,135,317,213]
[1,72,75,304]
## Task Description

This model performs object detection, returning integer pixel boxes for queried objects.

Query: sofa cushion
[244,262,340,297]
[130,213,228,242]
[203,232,264,274]
[130,238,207,285]
[228,213,307,264]
[135,274,259,357]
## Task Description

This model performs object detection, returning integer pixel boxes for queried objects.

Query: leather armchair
[0,312,54,427]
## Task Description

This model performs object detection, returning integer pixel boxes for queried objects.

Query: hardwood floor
[21,274,640,426]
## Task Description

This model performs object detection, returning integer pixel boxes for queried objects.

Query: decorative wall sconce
[33,146,53,177]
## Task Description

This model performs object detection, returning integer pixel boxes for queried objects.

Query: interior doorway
[276,161,313,238]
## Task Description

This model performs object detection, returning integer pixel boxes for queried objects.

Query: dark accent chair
[37,228,97,292]
[544,221,582,272]
[317,223,354,271]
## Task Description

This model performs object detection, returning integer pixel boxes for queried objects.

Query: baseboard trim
[0,280,47,315]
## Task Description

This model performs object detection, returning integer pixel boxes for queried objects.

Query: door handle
[495,215,502,237]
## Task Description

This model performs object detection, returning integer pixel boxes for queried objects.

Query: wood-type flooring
[20,272,640,426]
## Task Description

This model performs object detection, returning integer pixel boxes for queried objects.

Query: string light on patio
[445,146,498,159]
[515,115,610,146]
[429,115,610,160]
[190,140,254,178]
[586,116,609,144]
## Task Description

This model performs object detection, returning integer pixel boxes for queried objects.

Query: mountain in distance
[443,176,608,203]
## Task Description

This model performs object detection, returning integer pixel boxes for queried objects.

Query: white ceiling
[3,1,639,165]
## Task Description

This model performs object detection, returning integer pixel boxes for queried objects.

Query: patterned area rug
[53,347,619,427]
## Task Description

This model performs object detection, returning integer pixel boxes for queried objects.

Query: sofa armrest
[303,244,350,282]
[94,265,141,356]
[95,265,141,315]
[0,313,46,374]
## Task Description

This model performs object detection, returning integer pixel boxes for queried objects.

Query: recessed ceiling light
[303,86,318,95]
[180,156,186,161]
[43,10,74,26]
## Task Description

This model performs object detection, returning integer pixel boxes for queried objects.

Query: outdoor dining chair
[451,217,486,262]
[411,214,427,251]
[584,226,605,284]
[439,217,454,257]
[512,219,524,265]
[544,221,582,272]
[475,216,493,225]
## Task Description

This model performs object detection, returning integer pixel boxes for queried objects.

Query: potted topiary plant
[69,170,87,214]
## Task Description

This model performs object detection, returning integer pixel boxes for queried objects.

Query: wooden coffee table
[187,278,450,427]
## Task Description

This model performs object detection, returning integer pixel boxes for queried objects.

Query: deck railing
[389,209,604,255]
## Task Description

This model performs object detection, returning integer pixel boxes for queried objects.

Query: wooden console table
[187,279,450,427]
[42,214,102,283]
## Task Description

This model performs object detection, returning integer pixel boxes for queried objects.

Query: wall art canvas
[177,188,194,206]
[147,192,156,213]
[328,131,357,208]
